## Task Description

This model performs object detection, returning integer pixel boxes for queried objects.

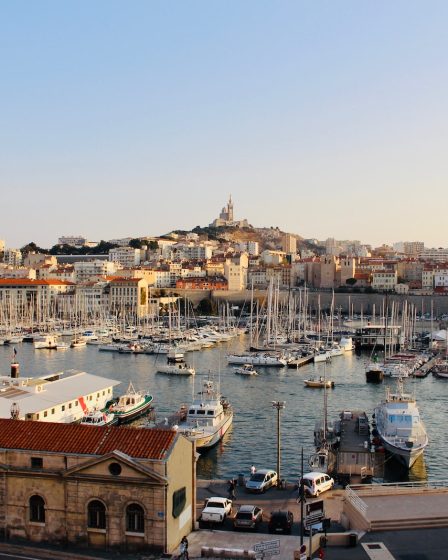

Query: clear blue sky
[1,1,447,249]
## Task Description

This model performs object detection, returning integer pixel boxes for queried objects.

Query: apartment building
[75,260,118,282]
[109,247,142,268]
[109,278,149,317]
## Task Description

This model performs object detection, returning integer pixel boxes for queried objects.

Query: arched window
[126,503,144,534]
[29,495,45,523]
[87,500,106,529]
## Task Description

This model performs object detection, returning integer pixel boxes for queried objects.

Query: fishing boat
[107,382,153,424]
[373,377,428,469]
[157,362,195,376]
[80,407,117,427]
[176,378,233,450]
[304,377,335,389]
[70,338,87,348]
[234,364,258,376]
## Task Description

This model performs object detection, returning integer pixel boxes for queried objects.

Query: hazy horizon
[2,1,447,249]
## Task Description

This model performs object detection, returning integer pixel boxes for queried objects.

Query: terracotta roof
[109,277,142,284]
[0,279,74,286]
[0,419,177,460]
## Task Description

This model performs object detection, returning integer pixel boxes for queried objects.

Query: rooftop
[0,418,177,460]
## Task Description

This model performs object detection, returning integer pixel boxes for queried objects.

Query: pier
[287,355,314,368]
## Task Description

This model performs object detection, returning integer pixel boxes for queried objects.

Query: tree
[21,242,48,255]
[197,298,213,315]
[129,238,144,249]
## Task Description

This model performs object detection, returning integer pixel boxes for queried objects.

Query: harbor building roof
[0,418,177,460]
[0,370,120,421]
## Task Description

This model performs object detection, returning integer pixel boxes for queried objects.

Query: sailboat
[309,366,337,473]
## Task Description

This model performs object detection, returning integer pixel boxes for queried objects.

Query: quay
[414,354,439,378]
[287,355,314,368]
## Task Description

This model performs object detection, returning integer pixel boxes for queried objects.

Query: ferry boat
[176,379,233,450]
[373,378,428,469]
[107,382,153,424]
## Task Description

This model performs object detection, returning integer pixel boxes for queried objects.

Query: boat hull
[381,438,425,469]
[113,395,154,425]
[179,412,233,451]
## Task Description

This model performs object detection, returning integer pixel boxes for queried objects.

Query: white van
[300,471,334,497]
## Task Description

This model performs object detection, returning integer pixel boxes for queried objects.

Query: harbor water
[1,337,446,483]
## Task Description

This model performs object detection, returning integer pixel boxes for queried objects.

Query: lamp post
[271,401,285,488]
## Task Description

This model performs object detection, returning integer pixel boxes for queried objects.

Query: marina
[1,333,446,483]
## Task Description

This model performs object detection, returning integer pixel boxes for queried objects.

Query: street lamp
[271,401,285,488]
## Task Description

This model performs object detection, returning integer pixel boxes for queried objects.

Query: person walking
[179,535,189,560]
[228,479,236,501]
[250,464,256,476]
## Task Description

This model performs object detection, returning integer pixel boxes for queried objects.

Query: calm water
[1,337,446,483]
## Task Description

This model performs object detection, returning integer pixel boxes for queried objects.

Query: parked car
[233,505,263,531]
[300,472,334,497]
[200,497,233,523]
[268,510,294,534]
[245,469,278,493]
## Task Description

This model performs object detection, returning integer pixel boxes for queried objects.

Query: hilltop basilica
[210,195,250,228]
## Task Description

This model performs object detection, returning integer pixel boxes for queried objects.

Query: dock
[414,355,439,378]
[335,410,382,482]
[287,355,314,368]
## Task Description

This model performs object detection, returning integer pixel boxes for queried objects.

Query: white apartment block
[4,249,22,266]
[174,244,213,261]
[153,269,172,288]
[282,234,297,254]
[58,236,88,247]
[434,273,448,288]
[0,280,74,311]
[107,237,133,247]
[0,266,36,280]
[75,282,109,312]
[260,250,286,265]
[420,248,448,261]
[239,241,259,256]
[224,262,247,291]
[75,260,118,282]
[109,278,149,317]
[372,270,398,291]
[109,247,141,268]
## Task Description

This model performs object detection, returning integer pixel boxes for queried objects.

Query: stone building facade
[0,419,195,554]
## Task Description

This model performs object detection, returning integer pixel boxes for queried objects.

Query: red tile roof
[0,279,74,286]
[0,419,177,460]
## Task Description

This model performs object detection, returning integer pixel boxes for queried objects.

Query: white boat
[80,407,117,427]
[373,378,428,469]
[340,337,355,352]
[226,353,287,367]
[176,379,233,450]
[157,363,195,376]
[304,377,335,389]
[56,342,69,350]
[234,364,258,376]
[70,338,87,348]
[314,351,332,363]
[33,335,58,349]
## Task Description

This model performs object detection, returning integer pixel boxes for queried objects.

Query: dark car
[268,510,294,534]
[233,505,263,531]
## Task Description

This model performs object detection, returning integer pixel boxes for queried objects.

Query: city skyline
[2,1,448,249]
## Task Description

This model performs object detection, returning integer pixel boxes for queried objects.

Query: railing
[344,486,368,516]
[348,480,448,496]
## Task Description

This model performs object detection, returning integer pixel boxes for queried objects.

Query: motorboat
[304,377,335,389]
[157,363,195,376]
[107,381,153,424]
[80,407,117,427]
[70,338,87,348]
[176,379,233,450]
[365,361,384,383]
[56,342,69,350]
[234,364,258,376]
[226,352,287,367]
[373,378,428,469]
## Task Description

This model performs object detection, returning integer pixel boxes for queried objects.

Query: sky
[1,1,448,249]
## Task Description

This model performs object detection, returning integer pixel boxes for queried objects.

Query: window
[108,462,122,476]
[87,500,106,529]
[126,503,144,533]
[44,411,48,418]
[61,405,65,412]
[51,408,55,415]
[29,495,45,523]
[31,457,43,469]
[172,487,186,519]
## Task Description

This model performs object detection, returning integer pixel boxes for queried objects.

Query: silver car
[245,469,278,493]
